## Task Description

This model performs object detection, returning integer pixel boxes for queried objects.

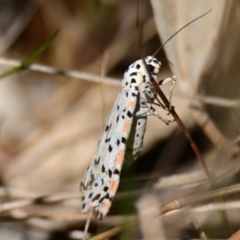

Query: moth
[80,56,176,219]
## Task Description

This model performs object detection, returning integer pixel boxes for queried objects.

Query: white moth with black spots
[80,56,176,219]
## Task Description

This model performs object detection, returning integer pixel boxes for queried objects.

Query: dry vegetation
[0,0,240,239]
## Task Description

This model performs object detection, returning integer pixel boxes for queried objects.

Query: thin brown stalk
[151,77,214,185]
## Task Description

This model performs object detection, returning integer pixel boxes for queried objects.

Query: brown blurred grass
[0,0,240,239]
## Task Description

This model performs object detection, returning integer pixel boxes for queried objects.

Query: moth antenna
[158,57,174,67]
[136,0,145,57]
[152,9,212,58]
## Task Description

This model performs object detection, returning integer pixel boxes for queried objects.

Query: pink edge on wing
[102,201,110,211]
[115,148,124,165]
[110,179,119,193]
[129,100,135,109]
[123,120,130,133]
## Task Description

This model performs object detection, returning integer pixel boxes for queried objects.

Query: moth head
[144,56,161,75]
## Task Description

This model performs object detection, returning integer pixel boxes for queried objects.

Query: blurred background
[0,0,240,239]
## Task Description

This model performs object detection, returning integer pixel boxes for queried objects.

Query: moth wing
[81,76,140,218]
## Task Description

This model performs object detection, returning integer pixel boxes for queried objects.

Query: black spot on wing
[116,115,119,123]
[95,157,100,164]
[99,193,111,204]
[108,145,113,152]
[108,169,112,178]
[89,193,93,198]
[116,139,120,146]
[102,165,105,173]
[92,193,101,201]
[82,203,86,209]
[103,186,109,192]
[136,64,141,69]
[105,193,111,199]
[99,196,104,203]
[121,137,126,144]
[127,111,132,118]
[114,169,120,175]
[132,93,136,97]
[89,173,94,185]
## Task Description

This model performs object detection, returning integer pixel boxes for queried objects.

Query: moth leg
[147,106,175,125]
[157,75,177,114]
[135,101,151,116]
[144,90,167,110]
[136,105,174,125]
